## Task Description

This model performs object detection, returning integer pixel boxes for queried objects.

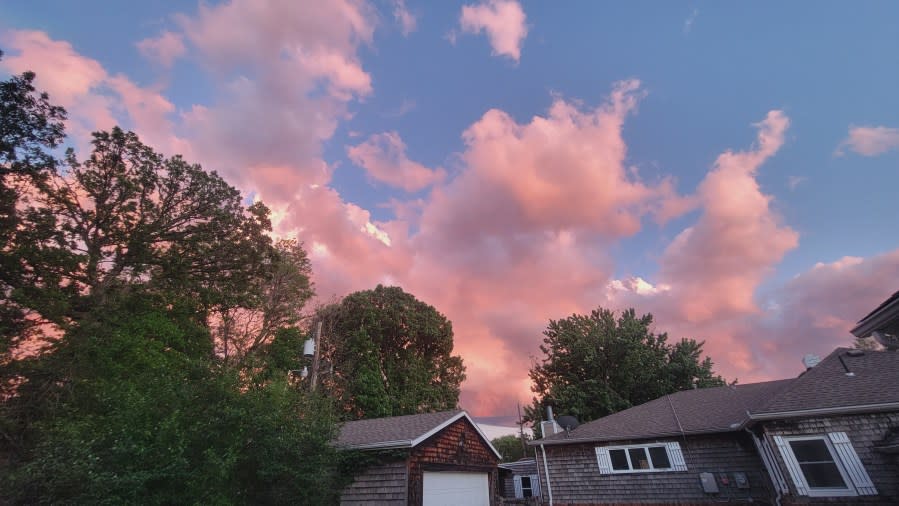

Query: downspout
[540,444,554,506]
[745,427,782,506]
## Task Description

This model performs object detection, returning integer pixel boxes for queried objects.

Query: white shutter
[513,475,523,498]
[760,437,789,494]
[665,441,688,471]
[530,474,541,497]
[828,432,877,496]
[773,435,809,496]
[595,447,612,474]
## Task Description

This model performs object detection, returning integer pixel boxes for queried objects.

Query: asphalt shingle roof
[754,347,899,415]
[536,348,899,445]
[539,379,791,444]
[335,410,462,449]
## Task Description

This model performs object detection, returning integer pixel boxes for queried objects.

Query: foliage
[492,434,531,463]
[0,50,67,352]
[525,307,726,434]
[853,336,881,351]
[0,64,343,505]
[3,297,346,505]
[317,285,466,420]
[215,238,315,365]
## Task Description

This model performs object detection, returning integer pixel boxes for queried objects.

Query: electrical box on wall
[699,472,719,493]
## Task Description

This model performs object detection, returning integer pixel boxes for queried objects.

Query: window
[596,442,686,474]
[520,476,533,497]
[773,433,877,497]
[513,474,540,498]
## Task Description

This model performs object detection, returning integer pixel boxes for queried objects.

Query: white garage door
[422,471,489,506]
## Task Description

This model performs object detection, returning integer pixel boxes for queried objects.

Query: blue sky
[2,1,898,417]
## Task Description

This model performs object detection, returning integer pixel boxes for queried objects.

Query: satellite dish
[802,354,820,369]
[556,415,580,431]
[873,331,899,351]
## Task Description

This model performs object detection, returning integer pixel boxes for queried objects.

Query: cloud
[7,12,893,422]
[459,0,528,62]
[0,30,180,153]
[683,8,699,34]
[347,131,446,191]
[136,31,186,67]
[836,125,899,157]
[787,175,806,190]
[653,111,798,323]
[392,0,417,36]
[384,98,416,118]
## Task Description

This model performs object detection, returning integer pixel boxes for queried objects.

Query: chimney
[802,354,820,370]
[540,404,562,437]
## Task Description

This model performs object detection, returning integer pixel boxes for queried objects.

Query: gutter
[749,401,899,421]
[540,444,554,506]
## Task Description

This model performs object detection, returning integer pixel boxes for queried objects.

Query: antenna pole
[310,320,323,392]
[517,402,527,455]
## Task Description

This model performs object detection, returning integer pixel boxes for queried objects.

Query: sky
[2,1,898,424]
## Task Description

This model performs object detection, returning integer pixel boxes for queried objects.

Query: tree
[492,434,531,463]
[214,238,314,365]
[317,285,466,420]
[1,63,343,504]
[525,307,725,432]
[0,51,67,351]
[853,336,881,351]
[2,294,346,505]
[3,125,279,351]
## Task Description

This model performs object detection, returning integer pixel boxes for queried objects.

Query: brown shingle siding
[537,434,774,505]
[408,417,499,505]
[340,460,408,505]
[761,412,899,504]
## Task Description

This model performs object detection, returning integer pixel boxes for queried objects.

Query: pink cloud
[136,31,186,68]
[392,0,417,36]
[1,30,179,153]
[418,80,687,247]
[836,125,899,157]
[347,131,446,191]
[655,111,798,322]
[459,0,528,62]
[7,16,893,423]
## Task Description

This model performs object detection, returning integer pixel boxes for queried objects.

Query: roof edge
[529,425,747,446]
[749,401,899,421]
[338,439,414,451]
[851,293,899,337]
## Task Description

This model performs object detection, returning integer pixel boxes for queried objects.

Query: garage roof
[336,409,502,458]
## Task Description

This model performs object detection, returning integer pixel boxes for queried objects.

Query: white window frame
[595,442,686,474]
[777,434,860,497]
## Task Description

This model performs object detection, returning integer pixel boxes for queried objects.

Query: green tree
[0,64,342,504]
[215,238,315,365]
[0,51,67,351]
[317,285,466,420]
[525,307,725,433]
[3,295,345,505]
[492,434,531,463]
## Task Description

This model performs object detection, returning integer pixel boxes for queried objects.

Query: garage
[423,471,490,506]
[337,410,501,505]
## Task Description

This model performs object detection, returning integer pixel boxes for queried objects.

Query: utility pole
[310,320,323,392]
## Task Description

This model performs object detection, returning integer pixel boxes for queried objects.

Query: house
[336,409,501,506]
[532,347,899,505]
[498,457,542,502]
